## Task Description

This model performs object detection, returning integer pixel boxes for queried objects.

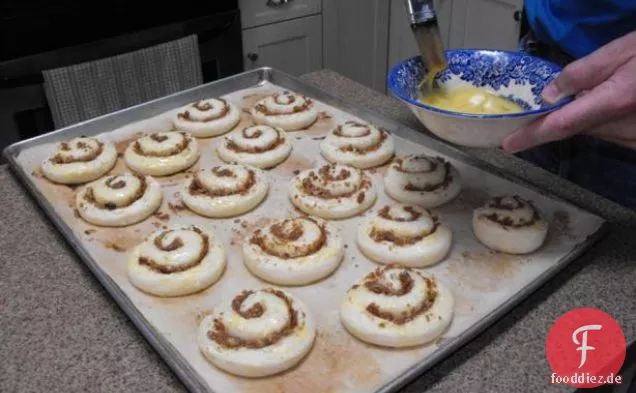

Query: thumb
[541,32,636,103]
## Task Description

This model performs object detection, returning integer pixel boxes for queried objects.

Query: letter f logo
[572,324,602,368]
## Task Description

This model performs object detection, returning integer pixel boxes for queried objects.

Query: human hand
[503,31,636,153]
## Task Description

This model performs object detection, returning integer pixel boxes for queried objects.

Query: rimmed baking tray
[3,67,607,393]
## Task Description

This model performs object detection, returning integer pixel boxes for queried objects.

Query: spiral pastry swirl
[124,131,200,176]
[41,136,118,184]
[289,163,377,219]
[75,173,162,227]
[340,264,454,348]
[320,121,395,169]
[181,164,269,218]
[384,154,462,208]
[197,287,316,377]
[173,98,241,137]
[250,91,318,131]
[243,217,345,285]
[357,204,452,267]
[473,195,548,254]
[127,225,226,297]
[217,125,292,169]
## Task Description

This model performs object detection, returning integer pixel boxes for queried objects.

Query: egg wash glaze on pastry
[181,164,268,218]
[41,136,118,184]
[251,91,318,131]
[124,131,200,176]
[340,264,454,348]
[473,195,549,254]
[320,120,395,169]
[217,125,292,169]
[75,173,162,227]
[173,98,241,138]
[197,287,316,377]
[127,225,226,297]
[357,204,452,267]
[384,154,461,208]
[243,217,345,285]
[289,163,377,220]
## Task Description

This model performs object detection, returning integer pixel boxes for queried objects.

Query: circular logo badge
[546,308,626,388]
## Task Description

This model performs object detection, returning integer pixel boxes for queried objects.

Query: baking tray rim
[2,66,609,393]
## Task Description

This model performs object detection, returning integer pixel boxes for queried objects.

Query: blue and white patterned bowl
[388,49,573,147]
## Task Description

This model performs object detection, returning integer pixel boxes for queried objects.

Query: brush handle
[404,0,437,25]
[405,0,447,75]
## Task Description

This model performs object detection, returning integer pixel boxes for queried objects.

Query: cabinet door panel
[461,0,522,50]
[242,15,323,76]
[323,0,390,92]
[239,0,321,29]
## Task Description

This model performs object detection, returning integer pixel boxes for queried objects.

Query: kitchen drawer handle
[266,0,294,7]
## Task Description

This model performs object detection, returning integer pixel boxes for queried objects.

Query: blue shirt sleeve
[524,0,636,59]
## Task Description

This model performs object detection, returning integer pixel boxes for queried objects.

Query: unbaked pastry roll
[173,98,241,137]
[41,136,117,184]
[289,163,376,220]
[75,173,162,227]
[251,91,318,131]
[384,154,461,208]
[243,217,344,285]
[127,225,226,297]
[124,131,199,176]
[320,121,395,169]
[357,204,452,267]
[181,164,268,218]
[217,125,292,169]
[472,195,549,254]
[197,287,316,377]
[340,264,454,348]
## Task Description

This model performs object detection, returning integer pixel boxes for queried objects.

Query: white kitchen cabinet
[388,0,523,69]
[242,14,323,76]
[323,0,390,92]
[453,0,524,50]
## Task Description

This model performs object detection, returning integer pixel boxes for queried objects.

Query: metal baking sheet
[3,67,607,393]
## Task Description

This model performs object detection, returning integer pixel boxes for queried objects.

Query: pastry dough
[75,173,162,227]
[243,217,344,285]
[173,98,241,137]
[320,121,395,169]
[384,154,461,208]
[357,204,452,267]
[127,225,226,297]
[124,131,199,176]
[289,163,376,220]
[41,136,117,184]
[473,195,549,254]
[217,125,292,169]
[340,264,454,348]
[181,164,268,218]
[197,287,316,377]
[251,91,318,131]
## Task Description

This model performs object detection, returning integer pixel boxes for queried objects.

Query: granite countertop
[1,69,635,393]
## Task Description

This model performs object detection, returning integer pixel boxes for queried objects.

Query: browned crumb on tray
[114,135,141,157]
[168,202,189,214]
[105,241,126,252]
[229,217,277,248]
[154,211,170,221]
